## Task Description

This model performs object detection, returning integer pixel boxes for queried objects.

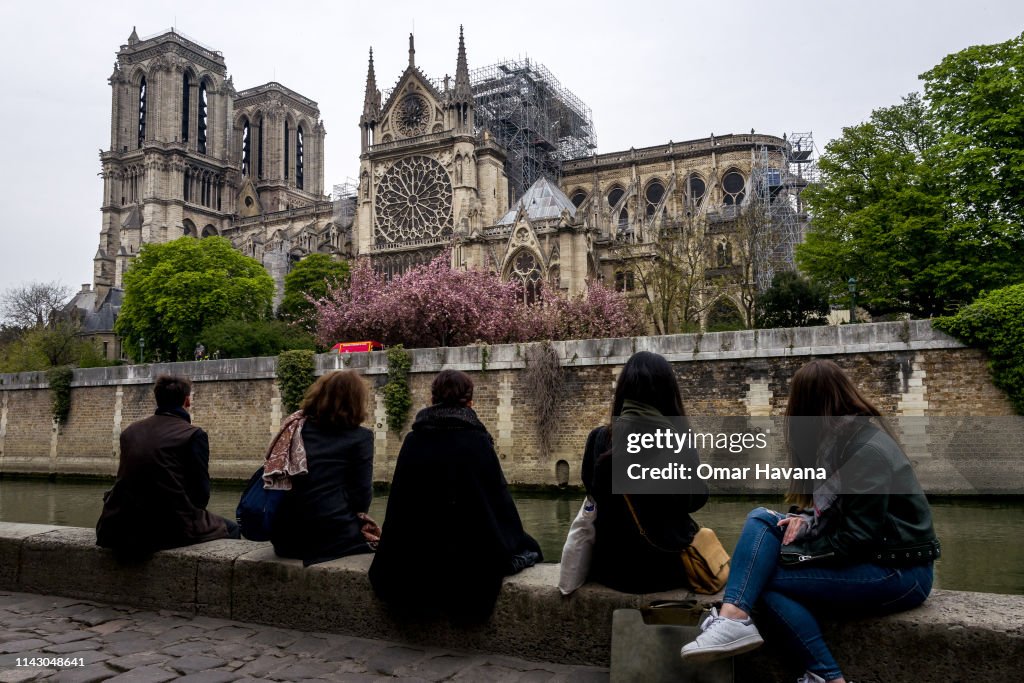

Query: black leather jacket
[785,422,940,567]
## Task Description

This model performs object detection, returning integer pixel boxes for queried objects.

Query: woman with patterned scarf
[268,370,379,566]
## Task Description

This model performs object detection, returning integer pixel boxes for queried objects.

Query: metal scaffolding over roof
[749,132,820,289]
[470,58,596,200]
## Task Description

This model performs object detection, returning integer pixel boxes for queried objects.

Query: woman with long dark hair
[369,370,541,622]
[581,351,709,593]
[270,370,376,566]
[680,359,940,683]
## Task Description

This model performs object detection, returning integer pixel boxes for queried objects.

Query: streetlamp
[138,337,145,364]
[848,277,858,324]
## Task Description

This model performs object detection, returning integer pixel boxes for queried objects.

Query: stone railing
[1,522,1020,681]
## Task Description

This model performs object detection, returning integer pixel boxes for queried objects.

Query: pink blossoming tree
[313,251,643,348]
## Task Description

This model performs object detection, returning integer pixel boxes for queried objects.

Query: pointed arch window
[722,170,746,206]
[510,250,543,305]
[284,121,290,180]
[608,186,625,209]
[570,190,587,208]
[181,72,190,143]
[645,180,665,218]
[198,81,209,155]
[688,174,706,206]
[241,121,251,176]
[137,76,147,148]
[256,115,264,178]
[296,126,305,190]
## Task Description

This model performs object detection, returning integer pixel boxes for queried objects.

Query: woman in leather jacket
[680,359,940,683]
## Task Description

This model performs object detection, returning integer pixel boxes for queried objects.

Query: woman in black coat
[581,351,709,593]
[271,370,375,566]
[369,370,541,622]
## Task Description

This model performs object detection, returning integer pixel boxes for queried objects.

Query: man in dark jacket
[97,374,237,557]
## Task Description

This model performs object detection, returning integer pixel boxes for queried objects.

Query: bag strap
[618,497,700,557]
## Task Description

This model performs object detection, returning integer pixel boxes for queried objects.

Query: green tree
[280,254,349,328]
[800,33,1024,318]
[923,31,1024,246]
[199,318,315,359]
[798,94,957,317]
[755,271,830,329]
[115,237,274,361]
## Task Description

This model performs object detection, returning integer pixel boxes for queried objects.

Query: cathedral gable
[379,71,445,142]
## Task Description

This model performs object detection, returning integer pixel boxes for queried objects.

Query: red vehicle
[330,341,384,354]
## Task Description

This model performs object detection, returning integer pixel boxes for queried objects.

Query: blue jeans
[724,507,933,681]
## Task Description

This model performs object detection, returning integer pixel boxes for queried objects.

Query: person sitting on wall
[97,374,239,558]
[581,351,709,593]
[270,370,377,566]
[368,369,542,623]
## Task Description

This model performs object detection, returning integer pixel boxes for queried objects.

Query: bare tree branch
[0,281,74,329]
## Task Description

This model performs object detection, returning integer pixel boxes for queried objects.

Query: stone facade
[76,27,806,356]
[0,322,1015,487]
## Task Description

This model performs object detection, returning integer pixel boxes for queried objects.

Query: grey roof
[497,176,577,225]
[65,288,123,334]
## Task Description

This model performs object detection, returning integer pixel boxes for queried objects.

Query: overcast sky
[1,0,1022,295]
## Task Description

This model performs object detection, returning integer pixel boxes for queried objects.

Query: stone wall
[1,522,1022,681]
[0,321,1015,484]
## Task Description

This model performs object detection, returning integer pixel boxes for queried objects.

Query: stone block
[0,523,62,590]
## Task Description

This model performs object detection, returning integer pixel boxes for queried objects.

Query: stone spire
[361,47,381,124]
[408,33,415,68]
[453,25,472,101]
[128,26,140,45]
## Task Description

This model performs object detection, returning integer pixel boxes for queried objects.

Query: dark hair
[784,359,894,506]
[300,370,368,429]
[432,370,474,407]
[609,351,686,420]
[154,374,192,409]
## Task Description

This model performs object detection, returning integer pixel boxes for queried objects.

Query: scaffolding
[749,132,820,290]
[331,178,358,229]
[470,58,596,200]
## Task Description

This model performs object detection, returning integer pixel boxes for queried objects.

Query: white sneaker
[679,606,765,662]
[796,673,827,683]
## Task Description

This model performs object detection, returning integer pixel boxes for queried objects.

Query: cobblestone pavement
[0,592,609,683]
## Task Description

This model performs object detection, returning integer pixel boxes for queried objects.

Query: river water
[1,478,1020,596]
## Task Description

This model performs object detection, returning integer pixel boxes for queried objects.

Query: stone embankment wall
[1,522,1022,681]
[0,321,1014,486]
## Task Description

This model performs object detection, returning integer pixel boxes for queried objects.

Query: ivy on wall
[524,341,564,457]
[46,366,73,424]
[277,350,316,413]
[384,345,412,434]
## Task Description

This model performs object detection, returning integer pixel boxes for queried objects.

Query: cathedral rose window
[396,94,430,138]
[374,155,454,244]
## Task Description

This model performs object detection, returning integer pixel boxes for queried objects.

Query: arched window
[181,72,190,143]
[722,170,746,205]
[198,81,209,155]
[256,114,264,178]
[201,224,218,238]
[509,250,543,305]
[706,298,745,332]
[645,180,665,218]
[182,219,197,238]
[570,190,587,208]
[689,174,706,206]
[241,120,251,176]
[284,121,290,180]
[137,76,147,148]
[296,126,305,190]
[608,186,625,209]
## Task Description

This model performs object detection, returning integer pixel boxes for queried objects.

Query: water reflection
[1,478,1020,596]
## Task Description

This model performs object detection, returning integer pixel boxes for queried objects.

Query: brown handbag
[623,495,730,595]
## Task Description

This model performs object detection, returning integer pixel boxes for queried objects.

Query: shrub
[201,319,315,359]
[384,345,412,433]
[47,366,73,424]
[277,349,316,413]
[934,283,1024,413]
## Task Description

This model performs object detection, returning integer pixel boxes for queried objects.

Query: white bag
[558,496,598,596]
